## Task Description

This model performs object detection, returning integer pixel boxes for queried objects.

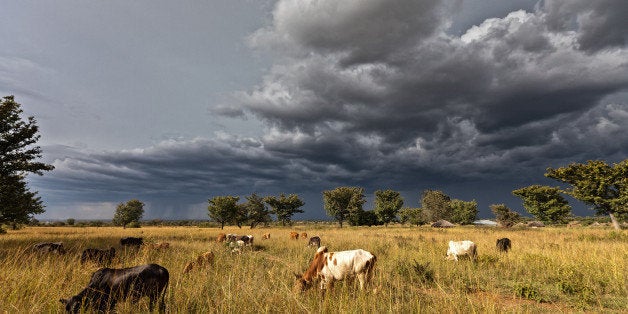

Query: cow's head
[60,295,82,313]
[293,273,313,293]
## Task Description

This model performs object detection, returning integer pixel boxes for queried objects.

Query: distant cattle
[496,238,511,252]
[120,237,143,247]
[446,240,477,262]
[60,264,169,313]
[183,251,215,274]
[290,232,299,240]
[301,232,308,239]
[308,236,321,248]
[81,247,116,265]
[216,233,227,242]
[147,242,170,250]
[32,242,66,254]
[294,246,376,292]
[262,233,271,240]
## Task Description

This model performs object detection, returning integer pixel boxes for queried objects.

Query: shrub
[126,221,141,228]
[515,284,542,302]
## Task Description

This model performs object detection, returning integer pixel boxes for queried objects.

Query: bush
[515,284,542,302]
[126,221,141,228]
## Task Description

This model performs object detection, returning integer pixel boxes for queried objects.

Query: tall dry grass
[0,225,626,313]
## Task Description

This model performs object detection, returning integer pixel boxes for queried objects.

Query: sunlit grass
[0,225,626,313]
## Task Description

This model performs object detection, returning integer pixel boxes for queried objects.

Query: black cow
[496,238,512,252]
[60,264,169,313]
[308,236,321,248]
[81,247,116,265]
[32,242,66,254]
[120,237,143,247]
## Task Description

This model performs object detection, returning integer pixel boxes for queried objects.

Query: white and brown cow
[294,246,376,293]
[446,240,477,262]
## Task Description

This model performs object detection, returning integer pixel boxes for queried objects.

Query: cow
[446,240,477,262]
[226,234,238,242]
[183,251,215,274]
[229,240,245,254]
[301,232,308,239]
[216,233,227,242]
[147,242,170,250]
[290,232,299,240]
[81,247,116,265]
[496,238,511,253]
[32,242,66,254]
[294,246,376,293]
[262,233,271,240]
[120,237,143,247]
[60,264,169,313]
[308,236,321,248]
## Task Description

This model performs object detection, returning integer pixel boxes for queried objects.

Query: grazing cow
[262,233,271,240]
[120,237,143,247]
[446,240,477,262]
[60,264,169,313]
[216,233,227,242]
[32,242,66,254]
[81,247,116,265]
[496,238,511,252]
[147,242,170,250]
[183,251,215,274]
[308,236,321,248]
[229,240,245,254]
[294,246,376,293]
[290,232,299,240]
[301,232,308,239]
[226,234,238,242]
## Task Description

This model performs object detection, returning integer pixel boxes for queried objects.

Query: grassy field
[0,225,626,313]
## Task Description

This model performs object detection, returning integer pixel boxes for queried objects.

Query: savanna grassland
[0,225,626,313]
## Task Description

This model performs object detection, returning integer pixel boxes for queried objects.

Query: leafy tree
[1,96,54,231]
[323,186,366,227]
[112,199,145,228]
[243,193,272,228]
[374,189,403,226]
[490,204,521,228]
[358,210,379,226]
[264,193,304,226]
[449,199,478,225]
[398,207,426,226]
[421,190,452,222]
[546,160,628,230]
[512,185,572,224]
[66,218,75,226]
[207,196,239,229]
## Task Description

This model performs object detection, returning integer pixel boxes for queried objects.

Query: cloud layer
[27,0,628,219]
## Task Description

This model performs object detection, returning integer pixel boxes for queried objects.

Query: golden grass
[0,225,626,313]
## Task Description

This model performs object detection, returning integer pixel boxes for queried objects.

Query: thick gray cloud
[12,0,628,220]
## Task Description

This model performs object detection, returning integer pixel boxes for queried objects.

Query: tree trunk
[608,212,621,230]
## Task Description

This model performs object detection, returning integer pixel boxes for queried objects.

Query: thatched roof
[527,221,545,227]
[431,219,455,228]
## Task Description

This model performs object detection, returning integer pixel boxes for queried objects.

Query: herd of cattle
[28,233,512,313]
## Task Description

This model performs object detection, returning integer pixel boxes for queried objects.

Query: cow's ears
[60,298,68,305]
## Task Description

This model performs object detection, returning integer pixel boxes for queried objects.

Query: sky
[2,0,627,221]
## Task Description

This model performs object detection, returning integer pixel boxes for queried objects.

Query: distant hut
[431,219,455,228]
[527,221,545,228]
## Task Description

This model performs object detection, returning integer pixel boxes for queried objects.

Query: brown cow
[146,242,170,250]
[301,232,308,239]
[216,233,227,243]
[183,251,215,274]
[262,233,271,239]
[290,232,299,240]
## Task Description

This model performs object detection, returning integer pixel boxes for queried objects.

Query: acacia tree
[112,199,145,228]
[323,186,365,227]
[421,190,452,222]
[264,193,304,226]
[546,160,628,230]
[207,196,239,229]
[449,199,478,225]
[374,189,403,226]
[398,207,425,226]
[490,204,521,228]
[243,193,271,228]
[1,96,54,231]
[512,185,572,224]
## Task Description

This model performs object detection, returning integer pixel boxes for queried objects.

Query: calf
[81,247,116,265]
[183,251,215,273]
[262,233,271,240]
[216,233,227,242]
[290,232,299,240]
[496,238,511,252]
[301,232,308,239]
[60,264,169,313]
[294,246,376,292]
[120,237,143,247]
[446,240,477,262]
[32,242,66,254]
[147,242,170,250]
[308,236,321,248]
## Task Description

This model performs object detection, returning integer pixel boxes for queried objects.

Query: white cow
[446,240,477,262]
[294,246,376,292]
